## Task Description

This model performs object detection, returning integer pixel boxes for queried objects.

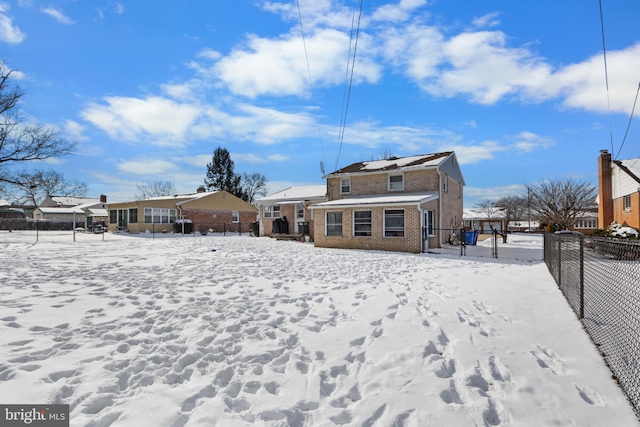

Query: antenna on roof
[320,161,325,175]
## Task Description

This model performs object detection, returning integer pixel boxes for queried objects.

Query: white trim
[383,208,405,238]
[325,210,343,236]
[353,210,372,237]
[388,173,404,191]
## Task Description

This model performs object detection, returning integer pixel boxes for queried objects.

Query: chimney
[598,150,613,228]
[100,194,107,203]
[197,186,206,193]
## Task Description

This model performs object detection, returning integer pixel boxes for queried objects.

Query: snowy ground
[0,231,638,427]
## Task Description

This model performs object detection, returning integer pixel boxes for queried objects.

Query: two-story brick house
[311,152,464,253]
[599,149,640,229]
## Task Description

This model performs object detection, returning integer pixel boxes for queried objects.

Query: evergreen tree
[204,147,243,197]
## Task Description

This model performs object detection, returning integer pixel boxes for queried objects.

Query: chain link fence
[429,228,543,261]
[544,232,640,416]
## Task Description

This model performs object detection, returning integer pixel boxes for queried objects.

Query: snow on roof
[38,207,84,214]
[463,208,506,220]
[326,152,452,176]
[51,196,99,206]
[145,191,218,203]
[257,185,327,203]
[619,158,640,182]
[88,208,108,216]
[0,199,9,207]
[311,192,438,208]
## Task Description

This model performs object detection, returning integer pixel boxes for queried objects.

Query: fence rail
[429,228,543,261]
[544,232,640,417]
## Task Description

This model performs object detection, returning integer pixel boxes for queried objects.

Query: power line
[598,0,615,156]
[296,0,327,173]
[615,81,640,159]
[335,0,364,171]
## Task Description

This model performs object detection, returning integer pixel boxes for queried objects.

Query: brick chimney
[100,194,107,203]
[598,150,613,228]
[197,186,206,193]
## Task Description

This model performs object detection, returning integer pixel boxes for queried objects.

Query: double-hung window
[384,209,405,237]
[389,174,404,191]
[264,205,281,218]
[144,207,176,224]
[232,211,239,223]
[353,211,372,237]
[326,211,343,236]
[129,208,138,223]
[624,195,632,210]
[340,178,351,194]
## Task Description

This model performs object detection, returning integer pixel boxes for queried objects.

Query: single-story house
[33,195,108,227]
[255,185,327,238]
[106,188,257,234]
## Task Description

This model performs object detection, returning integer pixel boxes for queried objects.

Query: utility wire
[336,7,357,170]
[296,0,327,173]
[598,0,615,157]
[335,0,364,171]
[615,81,640,159]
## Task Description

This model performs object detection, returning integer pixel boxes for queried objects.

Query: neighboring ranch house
[599,149,640,229]
[311,152,465,253]
[255,185,327,238]
[106,189,257,234]
[463,207,506,233]
[33,195,108,227]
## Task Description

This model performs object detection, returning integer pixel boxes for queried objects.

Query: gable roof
[614,158,640,184]
[256,185,327,204]
[324,152,465,185]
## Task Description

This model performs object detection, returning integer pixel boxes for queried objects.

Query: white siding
[612,163,640,198]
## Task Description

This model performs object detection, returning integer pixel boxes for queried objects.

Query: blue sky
[1,0,639,205]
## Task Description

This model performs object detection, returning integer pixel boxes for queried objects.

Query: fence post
[579,235,585,319]
[493,231,498,258]
[557,236,562,288]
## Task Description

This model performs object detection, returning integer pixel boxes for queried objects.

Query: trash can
[465,230,478,246]
[272,218,282,234]
[281,216,289,234]
[298,221,310,235]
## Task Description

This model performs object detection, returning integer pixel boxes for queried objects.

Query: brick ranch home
[106,188,257,234]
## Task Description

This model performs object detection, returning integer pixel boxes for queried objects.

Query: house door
[295,204,305,233]
[423,210,434,252]
[117,209,128,230]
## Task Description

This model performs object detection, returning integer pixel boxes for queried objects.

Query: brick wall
[327,169,440,199]
[598,150,614,228]
[182,209,256,233]
[313,205,423,253]
[613,192,640,229]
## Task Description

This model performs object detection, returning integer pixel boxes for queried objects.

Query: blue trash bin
[465,230,478,246]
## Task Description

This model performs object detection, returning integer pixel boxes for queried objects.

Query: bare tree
[474,198,507,240]
[12,168,87,206]
[240,172,267,204]
[0,65,75,187]
[494,194,529,241]
[134,180,178,200]
[526,179,598,231]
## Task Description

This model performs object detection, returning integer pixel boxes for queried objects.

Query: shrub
[592,223,640,239]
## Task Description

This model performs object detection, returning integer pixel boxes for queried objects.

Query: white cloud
[211,28,381,98]
[465,184,526,202]
[472,12,501,29]
[117,159,178,175]
[371,0,427,23]
[0,3,26,44]
[511,131,555,153]
[81,96,201,145]
[441,141,508,164]
[63,120,89,142]
[41,6,74,25]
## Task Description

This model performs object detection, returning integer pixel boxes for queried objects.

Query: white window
[624,195,631,210]
[384,209,405,237]
[457,182,461,198]
[232,211,239,222]
[443,175,448,192]
[296,205,304,219]
[264,205,281,218]
[326,211,343,236]
[353,211,372,237]
[340,178,351,194]
[389,174,404,191]
[143,207,176,224]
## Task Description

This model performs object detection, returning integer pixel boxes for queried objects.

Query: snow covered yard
[0,232,637,426]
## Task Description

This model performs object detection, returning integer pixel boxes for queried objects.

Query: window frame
[325,211,343,237]
[232,211,239,223]
[443,174,448,192]
[129,208,138,223]
[143,207,177,224]
[623,194,632,210]
[263,205,281,219]
[426,210,435,237]
[388,173,404,191]
[384,209,405,237]
[340,178,351,194]
[353,210,372,237]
